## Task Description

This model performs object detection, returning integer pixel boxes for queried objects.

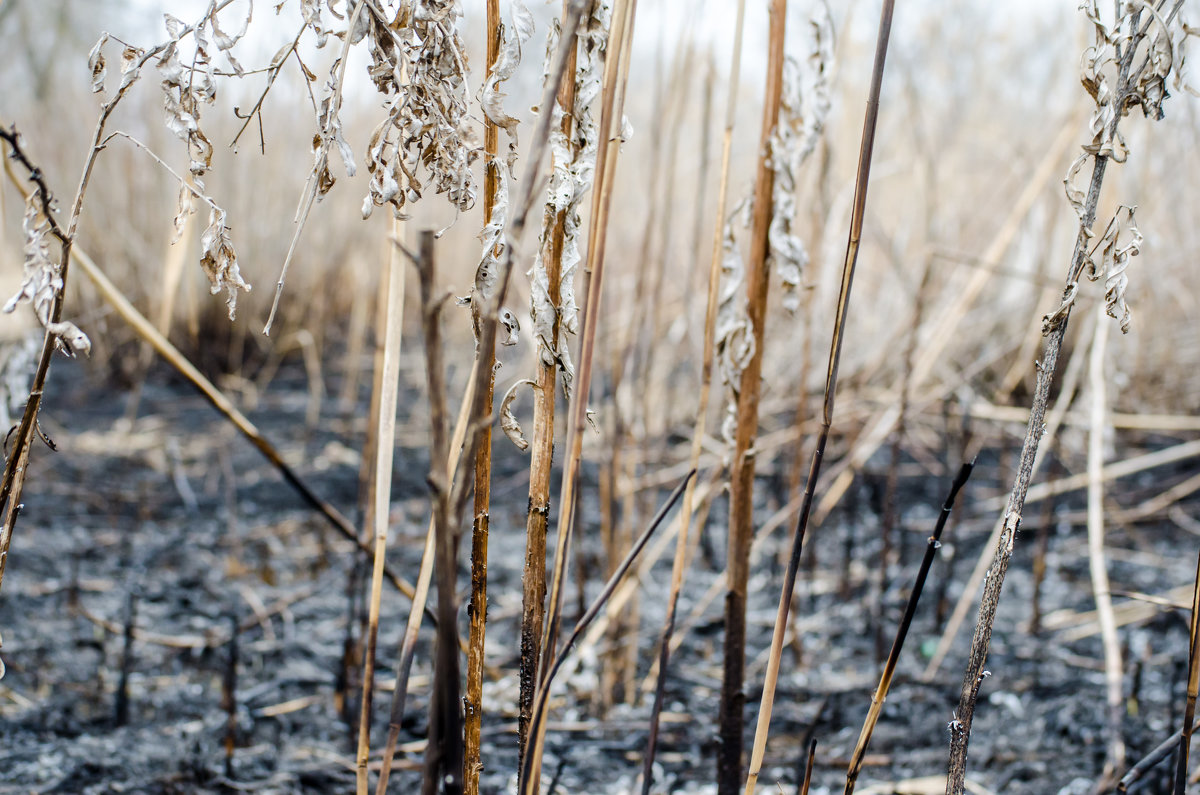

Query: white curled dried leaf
[47,321,92,358]
[499,378,537,451]
[1087,205,1141,333]
[715,199,755,444]
[499,308,520,347]
[199,207,251,319]
[88,33,109,94]
[6,196,91,357]
[467,163,509,342]
[481,0,535,171]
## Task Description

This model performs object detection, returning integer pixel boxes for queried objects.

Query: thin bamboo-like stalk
[521,473,693,795]
[744,4,896,792]
[463,1,502,789]
[517,2,579,769]
[641,2,746,791]
[416,231,466,795]
[355,215,407,795]
[529,1,637,789]
[844,462,973,794]
[1176,550,1200,794]
[377,364,478,795]
[1086,299,1125,786]
[718,1,787,790]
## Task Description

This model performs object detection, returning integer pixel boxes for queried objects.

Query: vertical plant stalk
[641,2,747,791]
[942,3,1183,785]
[718,1,787,790]
[416,231,467,795]
[1177,550,1200,795]
[355,216,407,795]
[845,462,974,795]
[521,473,694,795]
[519,5,579,769]
[530,0,637,789]
[376,364,477,795]
[742,4,895,792]
[1087,299,1125,785]
[463,1,503,790]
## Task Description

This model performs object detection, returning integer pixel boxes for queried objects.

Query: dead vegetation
[3,1,1200,793]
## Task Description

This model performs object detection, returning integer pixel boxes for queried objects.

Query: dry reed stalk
[845,462,973,795]
[743,3,895,791]
[515,0,584,765]
[800,739,817,795]
[923,308,1095,680]
[640,2,747,790]
[945,6,1185,790]
[528,0,636,788]
[1178,551,1200,794]
[1086,299,1125,785]
[518,11,577,757]
[718,1,787,789]
[463,2,503,790]
[377,364,478,795]
[520,472,693,795]
[355,214,407,795]
[414,230,466,795]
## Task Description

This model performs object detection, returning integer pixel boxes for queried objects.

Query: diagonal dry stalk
[718,1,787,790]
[640,1,747,791]
[463,2,503,790]
[742,3,895,792]
[1086,299,1125,787]
[944,5,1186,791]
[845,461,974,795]
[518,0,581,770]
[355,216,407,795]
[520,472,694,795]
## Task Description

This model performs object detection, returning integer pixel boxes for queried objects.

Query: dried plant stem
[463,2,502,790]
[743,4,895,792]
[530,0,637,789]
[518,2,578,771]
[845,462,974,795]
[355,217,407,795]
[1086,299,1125,786]
[521,472,694,795]
[416,231,466,795]
[1177,551,1200,794]
[641,2,746,791]
[377,364,477,795]
[718,0,787,789]
[944,35,1141,795]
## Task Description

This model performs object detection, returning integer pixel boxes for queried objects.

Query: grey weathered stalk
[944,22,1139,785]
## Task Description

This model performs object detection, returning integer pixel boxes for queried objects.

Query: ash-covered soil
[2,354,1199,794]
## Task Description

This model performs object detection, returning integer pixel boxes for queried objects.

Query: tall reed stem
[641,2,746,791]
[463,1,502,790]
[519,0,579,772]
[719,1,787,790]
[744,3,896,791]
[355,216,406,795]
